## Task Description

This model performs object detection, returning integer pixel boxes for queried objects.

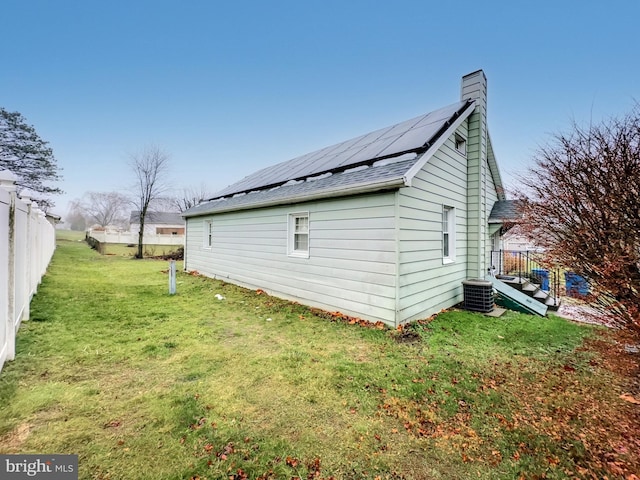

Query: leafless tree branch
[516,104,640,329]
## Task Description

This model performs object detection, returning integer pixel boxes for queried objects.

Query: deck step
[533,290,548,300]
[545,297,561,310]
[495,275,527,287]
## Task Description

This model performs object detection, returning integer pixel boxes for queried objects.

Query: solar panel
[212,100,469,198]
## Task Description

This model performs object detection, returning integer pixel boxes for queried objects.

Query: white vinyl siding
[464,72,488,280]
[397,125,469,324]
[184,115,504,327]
[185,192,398,325]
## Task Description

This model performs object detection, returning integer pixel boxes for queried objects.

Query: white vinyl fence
[87,230,184,246]
[0,170,56,373]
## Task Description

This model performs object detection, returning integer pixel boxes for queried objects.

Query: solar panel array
[213,100,470,199]
[183,156,418,217]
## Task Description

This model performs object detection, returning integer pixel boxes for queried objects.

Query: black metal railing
[489,250,561,308]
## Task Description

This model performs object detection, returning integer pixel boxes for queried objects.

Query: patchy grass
[0,234,638,479]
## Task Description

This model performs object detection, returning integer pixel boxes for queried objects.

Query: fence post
[169,260,176,295]
[22,196,34,320]
[0,170,18,362]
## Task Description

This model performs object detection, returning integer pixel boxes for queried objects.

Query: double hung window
[204,220,213,248]
[288,213,309,258]
[443,206,455,263]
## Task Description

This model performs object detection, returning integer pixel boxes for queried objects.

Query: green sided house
[182,70,508,327]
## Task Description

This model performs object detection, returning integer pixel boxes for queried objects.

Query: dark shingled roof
[488,200,521,223]
[184,100,476,218]
[129,211,184,224]
[183,156,418,217]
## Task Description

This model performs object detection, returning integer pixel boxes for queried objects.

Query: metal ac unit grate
[462,279,494,313]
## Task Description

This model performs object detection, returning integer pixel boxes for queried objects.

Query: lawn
[75,227,182,257]
[0,233,638,479]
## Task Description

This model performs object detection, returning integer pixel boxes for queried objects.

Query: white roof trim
[402,100,476,187]
[183,176,405,217]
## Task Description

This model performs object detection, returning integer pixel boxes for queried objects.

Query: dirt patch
[392,329,421,344]
[0,423,30,452]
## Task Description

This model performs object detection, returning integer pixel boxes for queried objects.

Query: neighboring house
[487,200,541,252]
[129,211,185,235]
[88,224,123,233]
[183,70,510,327]
[45,212,62,226]
[502,226,542,252]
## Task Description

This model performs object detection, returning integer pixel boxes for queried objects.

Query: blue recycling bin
[564,272,589,297]
[531,268,549,291]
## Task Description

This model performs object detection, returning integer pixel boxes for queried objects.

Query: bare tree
[66,200,88,231]
[173,183,212,212]
[77,191,129,228]
[516,104,640,330]
[129,146,170,259]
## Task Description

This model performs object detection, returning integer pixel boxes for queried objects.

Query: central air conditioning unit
[462,279,494,313]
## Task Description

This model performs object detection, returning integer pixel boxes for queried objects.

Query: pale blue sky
[1,0,638,216]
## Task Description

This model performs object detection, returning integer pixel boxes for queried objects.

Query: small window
[204,220,213,248]
[443,206,455,263]
[455,133,466,156]
[288,212,309,258]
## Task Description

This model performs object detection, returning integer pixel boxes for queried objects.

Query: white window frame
[204,219,213,248]
[454,133,466,156]
[288,212,309,258]
[442,205,456,264]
